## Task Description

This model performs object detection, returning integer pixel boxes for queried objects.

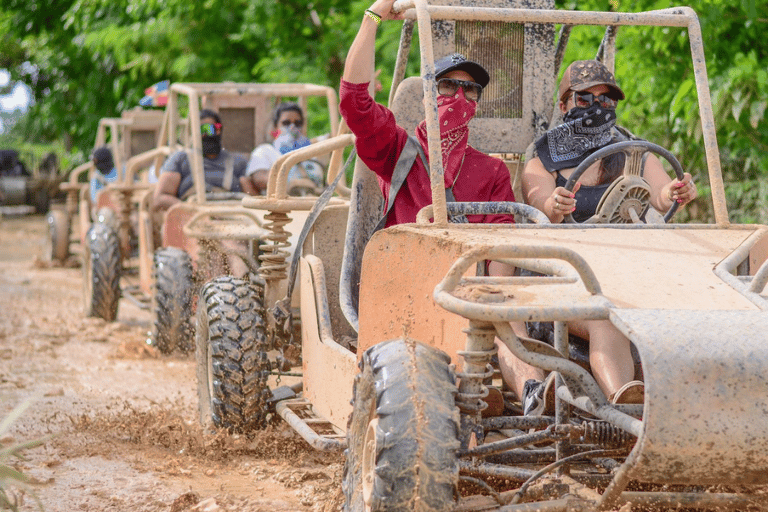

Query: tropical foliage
[0,0,766,221]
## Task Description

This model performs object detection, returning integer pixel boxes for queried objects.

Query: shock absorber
[65,188,78,218]
[580,420,636,448]
[118,189,133,261]
[456,320,497,447]
[258,209,292,285]
[258,209,295,351]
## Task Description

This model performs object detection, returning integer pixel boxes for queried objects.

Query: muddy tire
[195,276,271,432]
[150,247,194,354]
[83,222,121,321]
[343,339,460,512]
[46,208,70,262]
[31,186,50,214]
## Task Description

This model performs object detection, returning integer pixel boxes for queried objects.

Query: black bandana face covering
[202,134,222,156]
[535,102,617,172]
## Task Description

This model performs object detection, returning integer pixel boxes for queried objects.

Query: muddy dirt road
[0,214,343,512]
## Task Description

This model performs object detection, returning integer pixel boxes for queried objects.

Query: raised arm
[342,1,404,84]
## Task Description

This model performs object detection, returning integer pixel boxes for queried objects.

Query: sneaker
[482,387,505,418]
[610,380,644,405]
[522,374,556,416]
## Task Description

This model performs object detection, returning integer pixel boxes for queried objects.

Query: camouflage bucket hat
[558,60,625,102]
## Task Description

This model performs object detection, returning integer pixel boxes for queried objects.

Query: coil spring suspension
[65,189,78,216]
[580,420,635,448]
[118,189,133,260]
[258,210,292,284]
[456,323,498,415]
[455,363,495,414]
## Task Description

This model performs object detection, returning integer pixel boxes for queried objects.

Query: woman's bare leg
[487,261,545,399]
[570,319,634,398]
[496,323,545,399]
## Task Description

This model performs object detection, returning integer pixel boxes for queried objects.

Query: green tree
[557,0,768,222]
[1,0,766,222]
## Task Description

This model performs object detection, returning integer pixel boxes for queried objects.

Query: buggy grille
[455,21,525,119]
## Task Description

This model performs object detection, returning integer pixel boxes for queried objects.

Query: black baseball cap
[434,53,490,88]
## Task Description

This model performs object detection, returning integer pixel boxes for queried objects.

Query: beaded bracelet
[364,8,382,26]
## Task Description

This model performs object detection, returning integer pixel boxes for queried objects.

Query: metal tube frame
[390,1,728,225]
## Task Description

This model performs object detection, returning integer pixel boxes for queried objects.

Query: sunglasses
[201,122,222,136]
[437,78,483,102]
[572,91,618,109]
[280,119,303,128]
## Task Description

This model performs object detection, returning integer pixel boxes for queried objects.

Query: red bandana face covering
[416,87,477,187]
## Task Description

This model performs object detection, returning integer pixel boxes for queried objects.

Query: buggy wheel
[83,222,121,321]
[150,247,194,354]
[343,339,460,512]
[31,186,50,214]
[195,276,271,432]
[46,208,71,262]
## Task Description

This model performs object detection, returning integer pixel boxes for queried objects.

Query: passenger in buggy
[519,60,699,412]
[246,102,325,196]
[89,146,119,204]
[340,0,547,414]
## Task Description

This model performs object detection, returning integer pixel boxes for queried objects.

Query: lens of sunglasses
[281,119,303,128]
[573,91,617,109]
[201,123,221,136]
[437,78,482,102]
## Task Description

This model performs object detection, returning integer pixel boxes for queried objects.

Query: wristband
[365,8,382,26]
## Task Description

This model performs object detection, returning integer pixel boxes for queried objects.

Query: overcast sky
[0,70,32,133]
[0,69,32,112]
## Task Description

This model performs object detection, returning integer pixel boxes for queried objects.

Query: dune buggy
[83,82,343,358]
[196,1,768,510]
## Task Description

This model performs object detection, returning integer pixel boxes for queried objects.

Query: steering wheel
[563,140,684,224]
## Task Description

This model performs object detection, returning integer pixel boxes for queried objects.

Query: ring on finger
[555,201,560,208]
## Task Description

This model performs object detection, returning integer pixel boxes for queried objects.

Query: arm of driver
[152,171,181,212]
[643,153,675,212]
[522,157,566,223]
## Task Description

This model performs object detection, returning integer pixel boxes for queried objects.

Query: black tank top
[554,172,611,223]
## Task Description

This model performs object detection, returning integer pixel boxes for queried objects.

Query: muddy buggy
[83,82,343,356]
[196,1,768,510]
[48,110,164,263]
[1,148,63,215]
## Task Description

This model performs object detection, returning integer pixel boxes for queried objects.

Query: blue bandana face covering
[534,102,617,172]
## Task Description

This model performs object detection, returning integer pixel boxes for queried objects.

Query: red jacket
[339,80,515,227]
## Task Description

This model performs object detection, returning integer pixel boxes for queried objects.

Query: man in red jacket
[339,16,515,226]
[340,0,547,414]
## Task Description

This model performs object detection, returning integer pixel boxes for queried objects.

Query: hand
[550,183,580,216]
[369,0,405,21]
[667,172,697,206]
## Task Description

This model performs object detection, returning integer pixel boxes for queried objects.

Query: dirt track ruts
[0,213,343,512]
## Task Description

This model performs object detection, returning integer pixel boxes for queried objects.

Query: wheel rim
[361,417,379,511]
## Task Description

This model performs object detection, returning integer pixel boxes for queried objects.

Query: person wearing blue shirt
[89,146,119,203]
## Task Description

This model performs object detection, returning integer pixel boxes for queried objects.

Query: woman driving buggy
[519,60,698,409]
